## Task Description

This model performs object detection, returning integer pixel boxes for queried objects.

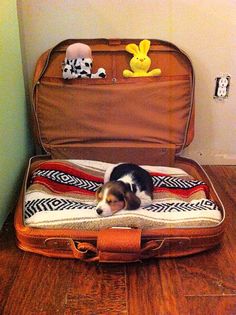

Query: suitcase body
[14,39,225,262]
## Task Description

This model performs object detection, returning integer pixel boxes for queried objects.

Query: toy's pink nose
[140,58,144,62]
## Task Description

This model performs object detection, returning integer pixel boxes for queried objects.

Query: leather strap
[70,240,98,262]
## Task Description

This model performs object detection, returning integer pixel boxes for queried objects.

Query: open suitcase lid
[31,39,195,159]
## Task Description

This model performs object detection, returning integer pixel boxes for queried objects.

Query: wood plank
[3,254,75,314]
[159,259,190,315]
[3,252,127,314]
[174,245,236,296]
[174,166,236,296]
[63,263,127,314]
[0,215,24,314]
[126,260,163,315]
[187,296,236,315]
[126,259,189,315]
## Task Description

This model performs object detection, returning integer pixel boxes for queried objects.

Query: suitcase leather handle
[97,228,142,263]
[45,234,191,262]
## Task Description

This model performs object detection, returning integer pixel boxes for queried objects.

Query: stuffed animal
[62,43,106,79]
[123,39,161,78]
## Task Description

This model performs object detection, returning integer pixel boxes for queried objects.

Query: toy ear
[139,39,150,55]
[124,192,141,210]
[125,43,140,55]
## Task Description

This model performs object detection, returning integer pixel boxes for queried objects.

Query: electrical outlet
[214,74,230,100]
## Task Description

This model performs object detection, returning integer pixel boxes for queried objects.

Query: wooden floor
[0,166,236,315]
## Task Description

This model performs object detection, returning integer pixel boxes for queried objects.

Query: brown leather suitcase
[14,39,225,263]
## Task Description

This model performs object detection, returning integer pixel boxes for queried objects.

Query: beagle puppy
[96,163,154,216]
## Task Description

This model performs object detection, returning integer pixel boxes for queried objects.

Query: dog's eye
[107,200,118,205]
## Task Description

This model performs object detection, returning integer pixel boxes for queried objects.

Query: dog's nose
[96,208,103,215]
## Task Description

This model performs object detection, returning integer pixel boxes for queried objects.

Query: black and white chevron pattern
[33,169,205,193]
[25,198,96,219]
[32,169,100,192]
[143,199,217,213]
[25,197,217,220]
[152,175,205,189]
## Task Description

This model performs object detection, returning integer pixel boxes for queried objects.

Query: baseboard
[182,152,236,165]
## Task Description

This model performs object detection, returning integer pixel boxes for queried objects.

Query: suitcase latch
[141,237,191,259]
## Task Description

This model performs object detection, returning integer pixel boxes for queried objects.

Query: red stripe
[154,185,209,198]
[34,162,103,182]
[33,162,209,198]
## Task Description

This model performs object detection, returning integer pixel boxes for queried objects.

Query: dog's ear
[95,185,103,200]
[124,191,141,210]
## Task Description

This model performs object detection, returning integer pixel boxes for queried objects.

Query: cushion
[24,160,222,230]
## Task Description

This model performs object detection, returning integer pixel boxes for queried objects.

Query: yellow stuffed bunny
[123,39,161,78]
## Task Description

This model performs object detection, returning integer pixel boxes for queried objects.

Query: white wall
[17,0,236,164]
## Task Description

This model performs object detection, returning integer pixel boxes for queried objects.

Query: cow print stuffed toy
[62,43,106,80]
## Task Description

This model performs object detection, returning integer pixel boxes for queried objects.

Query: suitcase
[14,39,225,263]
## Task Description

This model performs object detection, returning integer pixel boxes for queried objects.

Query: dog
[95,163,154,216]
